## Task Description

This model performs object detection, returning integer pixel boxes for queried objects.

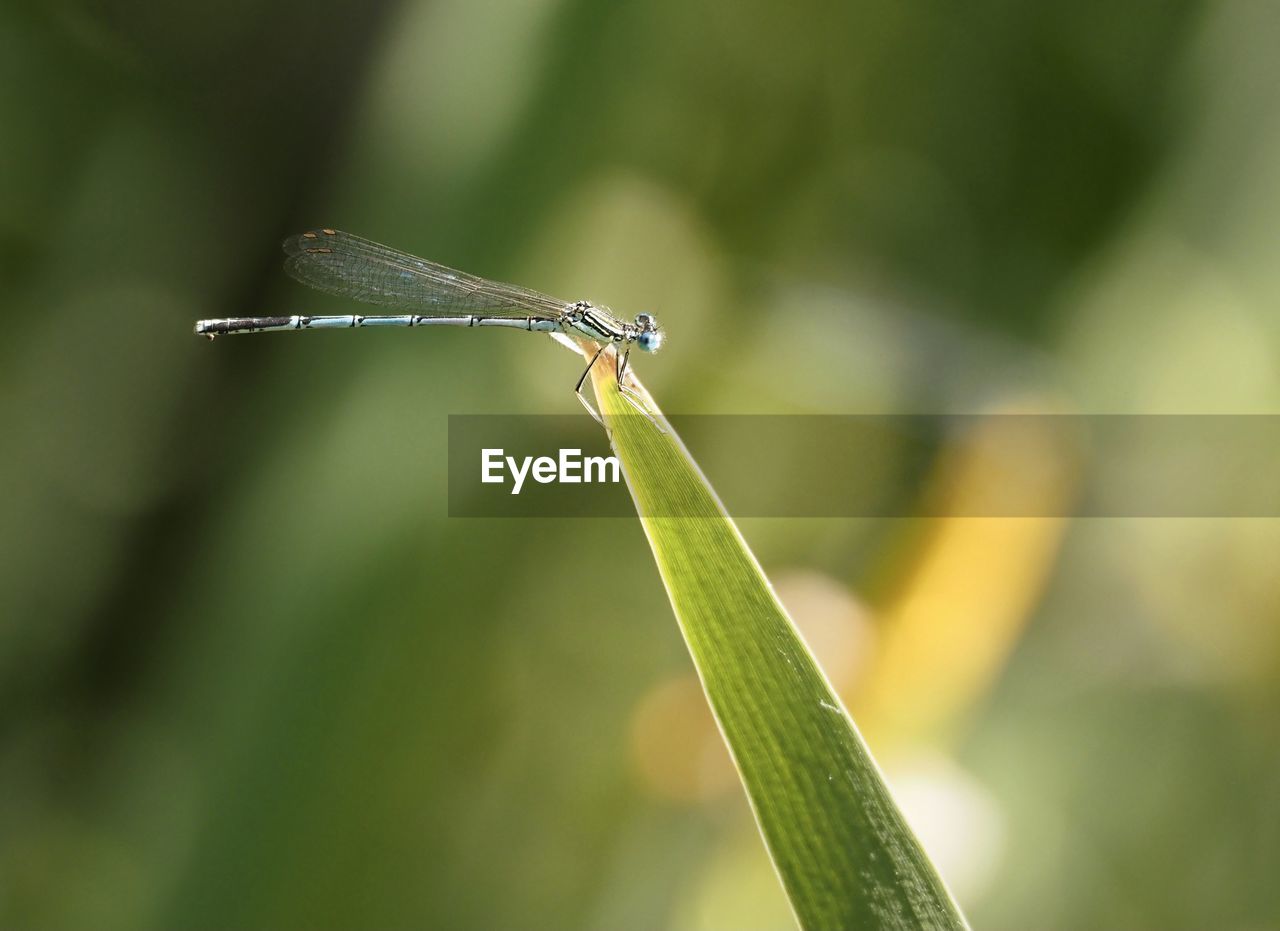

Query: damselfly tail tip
[194,320,219,340]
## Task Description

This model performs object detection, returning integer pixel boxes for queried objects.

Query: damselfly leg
[574,344,609,426]
[615,346,663,430]
[573,343,663,431]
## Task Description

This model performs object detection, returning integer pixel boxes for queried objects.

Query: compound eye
[636,313,653,327]
[638,329,663,352]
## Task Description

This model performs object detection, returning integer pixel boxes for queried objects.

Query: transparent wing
[282,229,570,317]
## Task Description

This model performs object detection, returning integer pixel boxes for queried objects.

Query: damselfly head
[634,313,663,352]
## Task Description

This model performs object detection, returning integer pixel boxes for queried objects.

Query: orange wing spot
[321,228,337,235]
[302,231,318,239]
[306,247,334,254]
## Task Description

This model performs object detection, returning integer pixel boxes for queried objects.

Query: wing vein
[282,229,570,317]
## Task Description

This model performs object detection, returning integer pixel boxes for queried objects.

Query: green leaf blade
[589,352,969,931]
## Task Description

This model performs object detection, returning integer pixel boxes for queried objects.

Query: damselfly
[195,229,664,423]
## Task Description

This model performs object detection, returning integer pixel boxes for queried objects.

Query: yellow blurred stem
[851,413,1076,748]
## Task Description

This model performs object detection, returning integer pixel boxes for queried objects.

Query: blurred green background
[3,0,1279,928]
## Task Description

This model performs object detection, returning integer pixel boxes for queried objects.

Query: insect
[195,229,663,424]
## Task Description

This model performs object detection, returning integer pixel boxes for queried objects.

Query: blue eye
[638,329,663,352]
[632,313,663,352]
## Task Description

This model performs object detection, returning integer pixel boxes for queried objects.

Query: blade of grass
[583,343,969,931]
